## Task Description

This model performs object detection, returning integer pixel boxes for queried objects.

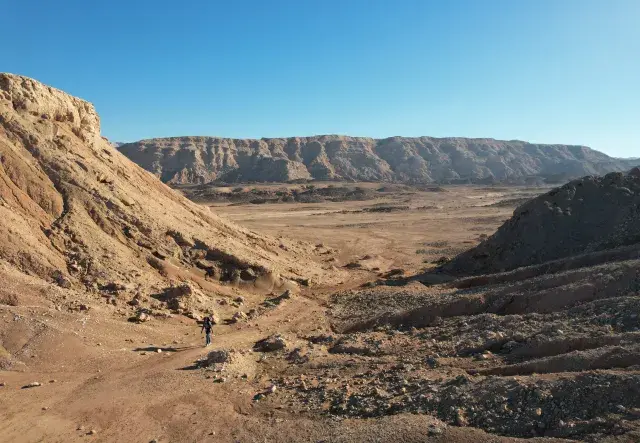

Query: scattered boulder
[287,348,310,364]
[308,334,335,345]
[254,334,287,352]
[263,290,293,307]
[130,311,151,323]
[206,349,231,365]
[330,337,380,356]
[293,277,311,287]
[230,311,248,323]
[208,313,220,325]
[195,260,220,277]
[52,271,72,289]
[102,281,127,292]
[240,268,257,281]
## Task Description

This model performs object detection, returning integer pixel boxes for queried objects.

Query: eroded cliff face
[118,135,639,184]
[0,73,331,293]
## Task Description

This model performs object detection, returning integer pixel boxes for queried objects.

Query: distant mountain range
[116,135,640,185]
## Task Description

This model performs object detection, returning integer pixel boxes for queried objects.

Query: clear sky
[3,0,639,157]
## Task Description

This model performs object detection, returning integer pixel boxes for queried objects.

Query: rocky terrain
[243,170,640,442]
[117,135,639,185]
[444,170,640,275]
[2,73,640,443]
[0,73,336,323]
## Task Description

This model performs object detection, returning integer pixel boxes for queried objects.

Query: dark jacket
[201,317,212,333]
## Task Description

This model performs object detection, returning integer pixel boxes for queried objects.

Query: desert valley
[2,73,640,443]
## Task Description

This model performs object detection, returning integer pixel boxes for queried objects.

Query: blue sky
[3,0,639,157]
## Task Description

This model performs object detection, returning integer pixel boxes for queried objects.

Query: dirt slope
[0,73,334,304]
[117,135,639,185]
[443,169,640,276]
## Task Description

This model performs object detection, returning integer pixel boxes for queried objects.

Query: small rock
[240,269,257,281]
[233,296,245,304]
[425,356,440,368]
[88,429,97,435]
[22,382,42,389]
[49,380,56,383]
[42,407,48,411]
[132,311,151,323]
[156,349,162,353]
[456,408,469,427]
[266,385,277,394]
[230,311,248,323]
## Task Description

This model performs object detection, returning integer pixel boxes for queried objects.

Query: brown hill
[118,135,639,185]
[443,169,640,276]
[0,73,332,306]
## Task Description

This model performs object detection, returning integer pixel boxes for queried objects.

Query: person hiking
[201,316,213,347]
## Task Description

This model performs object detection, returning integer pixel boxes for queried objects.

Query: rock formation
[0,73,328,296]
[118,135,639,185]
[443,169,640,275]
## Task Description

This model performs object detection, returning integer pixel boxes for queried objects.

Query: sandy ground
[209,184,548,273]
[0,184,556,443]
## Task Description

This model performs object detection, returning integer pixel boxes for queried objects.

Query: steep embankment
[118,135,639,184]
[0,73,331,299]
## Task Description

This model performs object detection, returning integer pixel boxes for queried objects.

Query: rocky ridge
[117,135,639,185]
[0,73,333,315]
[443,169,640,276]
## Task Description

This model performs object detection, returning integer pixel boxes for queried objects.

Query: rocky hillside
[287,171,640,441]
[118,135,639,185]
[0,74,332,309]
[443,169,640,276]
